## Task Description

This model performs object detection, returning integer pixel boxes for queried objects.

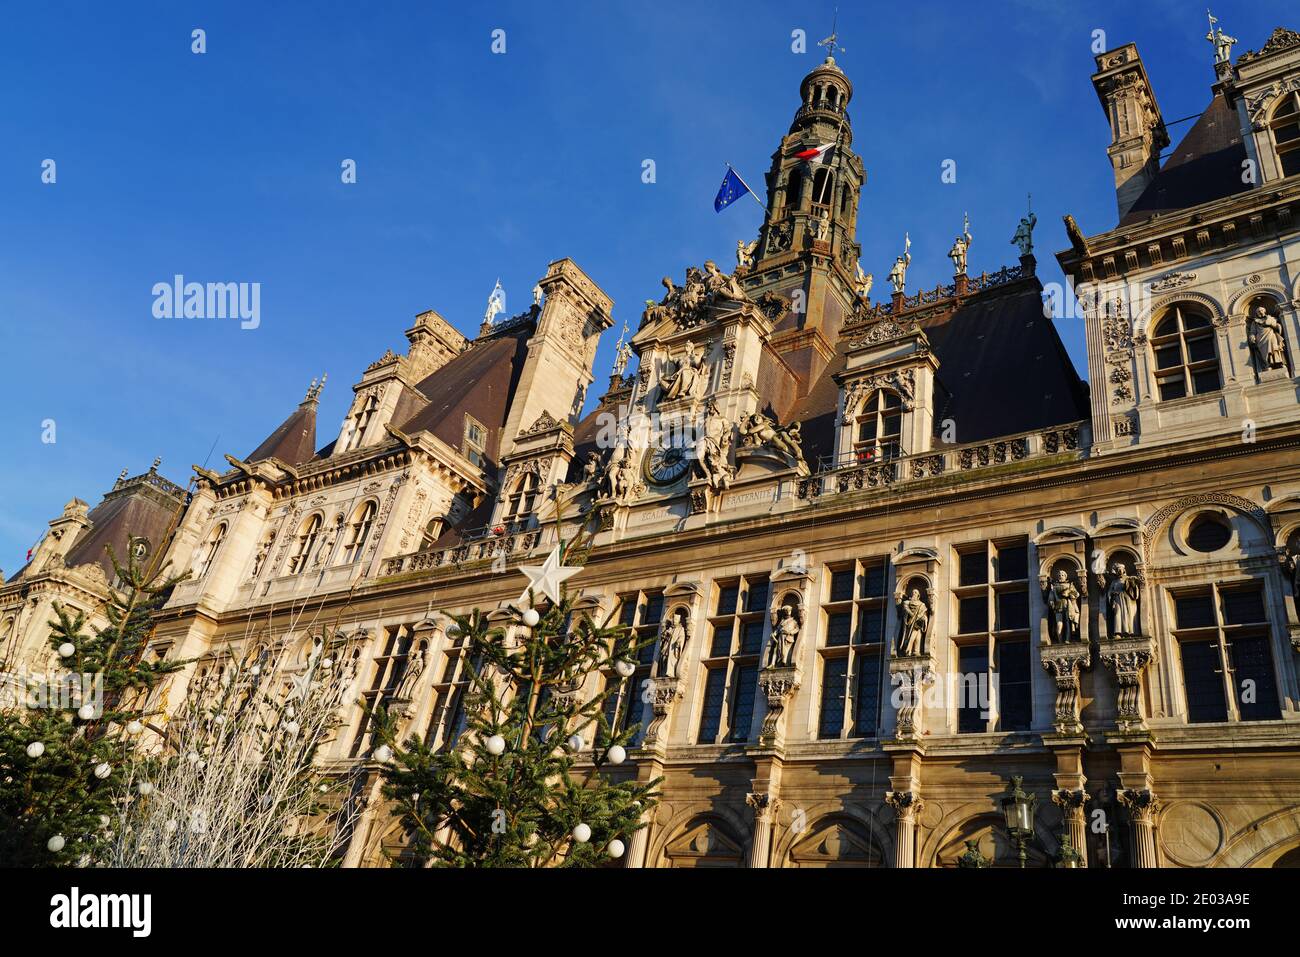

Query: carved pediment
[665,819,743,861]
[789,820,882,866]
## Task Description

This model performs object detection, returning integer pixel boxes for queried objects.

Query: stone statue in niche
[693,398,734,492]
[1248,304,1288,371]
[1042,567,1082,643]
[395,639,428,711]
[581,451,601,484]
[766,602,802,668]
[809,209,829,242]
[250,535,273,578]
[1279,545,1300,602]
[894,584,930,657]
[1098,561,1141,638]
[657,607,690,679]
[660,345,707,402]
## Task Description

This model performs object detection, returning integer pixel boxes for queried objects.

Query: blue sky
[0,0,1291,569]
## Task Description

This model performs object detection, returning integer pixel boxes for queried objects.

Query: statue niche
[656,605,691,680]
[765,594,803,668]
[893,578,932,658]
[1040,559,1083,644]
[1096,553,1142,639]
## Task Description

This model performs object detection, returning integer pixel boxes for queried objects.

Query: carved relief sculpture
[739,413,806,468]
[693,399,734,493]
[660,344,707,402]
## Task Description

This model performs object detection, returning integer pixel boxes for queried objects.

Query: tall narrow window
[288,515,322,575]
[698,576,767,744]
[1173,582,1280,723]
[1151,304,1220,401]
[349,625,413,757]
[347,395,379,451]
[343,501,377,563]
[953,539,1032,732]
[1270,91,1300,178]
[602,590,664,745]
[818,559,888,739]
[811,167,834,206]
[464,415,488,469]
[854,391,903,463]
[426,628,481,750]
[195,523,227,578]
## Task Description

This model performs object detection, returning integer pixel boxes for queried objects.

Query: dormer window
[346,395,379,451]
[505,472,540,522]
[464,415,487,469]
[1270,92,1300,179]
[1151,303,1220,401]
[854,390,903,462]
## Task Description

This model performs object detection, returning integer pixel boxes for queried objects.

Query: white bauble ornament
[485,734,506,756]
[572,822,592,843]
[99,815,111,828]
[250,664,261,675]
[284,721,300,736]
[566,734,584,752]
[447,622,460,635]
[321,657,333,669]
[187,751,201,764]
[164,819,178,834]
[94,762,112,779]
[137,782,154,796]
[607,839,626,859]
[214,714,226,726]
[58,642,75,658]
[126,720,143,735]
[606,744,627,765]
[373,744,393,763]
[77,705,96,721]
[522,608,540,627]
[615,659,636,678]
[47,835,66,853]
[26,742,45,758]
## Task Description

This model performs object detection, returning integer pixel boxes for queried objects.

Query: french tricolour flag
[795,143,834,164]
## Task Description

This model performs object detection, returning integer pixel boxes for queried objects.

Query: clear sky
[0,0,1291,570]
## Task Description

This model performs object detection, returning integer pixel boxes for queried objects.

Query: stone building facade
[13,26,1300,868]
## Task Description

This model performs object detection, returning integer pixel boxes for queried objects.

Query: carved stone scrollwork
[1099,638,1156,732]
[887,656,934,742]
[1040,644,1092,736]
[883,790,925,822]
[745,791,779,820]
[755,665,800,750]
[639,675,683,752]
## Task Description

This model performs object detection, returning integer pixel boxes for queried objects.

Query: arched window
[419,517,445,551]
[854,391,903,462]
[505,473,540,521]
[195,523,227,578]
[343,501,378,564]
[347,395,379,451]
[1270,91,1300,179]
[785,168,804,211]
[1151,304,1220,401]
[812,167,834,206]
[288,514,322,575]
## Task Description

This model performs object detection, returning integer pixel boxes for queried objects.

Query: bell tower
[742,41,867,392]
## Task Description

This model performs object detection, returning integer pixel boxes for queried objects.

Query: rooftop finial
[151,456,162,471]
[817,6,845,62]
[1205,9,1237,66]
[305,374,327,403]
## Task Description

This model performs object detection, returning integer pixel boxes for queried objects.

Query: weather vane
[817,7,845,59]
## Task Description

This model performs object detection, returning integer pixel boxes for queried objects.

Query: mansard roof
[247,398,318,467]
[61,467,188,581]
[390,315,534,471]
[1119,92,1249,227]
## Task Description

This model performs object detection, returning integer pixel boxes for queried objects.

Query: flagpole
[726,162,768,213]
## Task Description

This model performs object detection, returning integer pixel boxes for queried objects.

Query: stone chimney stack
[1092,43,1169,221]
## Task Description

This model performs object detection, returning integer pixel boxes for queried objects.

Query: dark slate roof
[63,472,189,580]
[1120,92,1248,226]
[247,399,318,466]
[394,319,534,471]
[786,277,1089,465]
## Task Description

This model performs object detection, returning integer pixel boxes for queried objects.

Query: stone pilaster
[1052,788,1091,868]
[1117,788,1161,868]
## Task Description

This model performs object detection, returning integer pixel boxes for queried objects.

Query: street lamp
[1001,775,1038,868]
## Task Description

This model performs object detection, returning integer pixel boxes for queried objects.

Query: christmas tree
[0,545,184,866]
[375,544,660,867]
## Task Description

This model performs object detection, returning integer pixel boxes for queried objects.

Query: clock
[643,435,692,487]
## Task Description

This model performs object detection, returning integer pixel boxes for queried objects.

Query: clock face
[643,436,692,486]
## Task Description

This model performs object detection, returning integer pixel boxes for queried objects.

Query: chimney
[1092,43,1169,220]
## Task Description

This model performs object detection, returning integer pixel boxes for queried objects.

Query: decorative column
[745,792,780,868]
[624,804,653,869]
[1052,789,1091,868]
[1117,788,1161,868]
[884,790,924,868]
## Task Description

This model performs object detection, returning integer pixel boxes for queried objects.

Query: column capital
[883,790,925,822]
[1117,787,1161,824]
[746,792,780,821]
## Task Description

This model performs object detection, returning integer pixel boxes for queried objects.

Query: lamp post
[1001,775,1038,868]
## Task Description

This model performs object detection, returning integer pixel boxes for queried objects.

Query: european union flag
[714,167,751,212]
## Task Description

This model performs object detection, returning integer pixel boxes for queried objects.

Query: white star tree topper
[517,543,582,605]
